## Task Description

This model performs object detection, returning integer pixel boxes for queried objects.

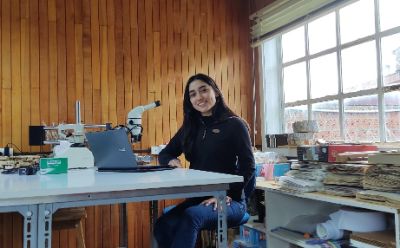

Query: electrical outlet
[0,148,13,156]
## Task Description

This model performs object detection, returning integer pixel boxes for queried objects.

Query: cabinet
[256,180,400,248]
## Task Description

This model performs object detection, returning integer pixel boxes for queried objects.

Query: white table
[0,168,243,248]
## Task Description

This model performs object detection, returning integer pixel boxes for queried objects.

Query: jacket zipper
[202,129,207,140]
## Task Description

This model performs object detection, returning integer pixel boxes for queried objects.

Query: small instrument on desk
[43,101,111,169]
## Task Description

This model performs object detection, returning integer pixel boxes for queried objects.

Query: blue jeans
[154,197,246,248]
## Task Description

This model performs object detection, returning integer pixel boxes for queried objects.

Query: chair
[52,207,87,248]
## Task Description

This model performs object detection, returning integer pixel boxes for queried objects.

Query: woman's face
[188,79,217,116]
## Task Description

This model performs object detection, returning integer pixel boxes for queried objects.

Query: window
[261,0,400,144]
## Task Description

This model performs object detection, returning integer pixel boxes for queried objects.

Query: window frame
[260,0,400,148]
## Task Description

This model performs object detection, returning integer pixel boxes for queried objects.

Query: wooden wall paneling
[1,214,12,247]
[166,0,176,139]
[219,0,228,106]
[48,0,59,124]
[2,0,12,147]
[101,205,111,248]
[233,0,241,117]
[226,1,234,110]
[84,207,95,248]
[110,204,120,247]
[51,229,60,247]
[174,0,183,130]
[187,0,194,77]
[153,0,163,146]
[145,0,155,147]
[159,0,170,143]
[38,0,49,127]
[94,206,103,248]
[212,0,221,90]
[99,0,108,123]
[137,0,147,149]
[130,0,140,113]
[12,213,22,248]
[21,0,30,152]
[115,0,125,128]
[82,0,92,124]
[106,0,117,125]
[193,0,200,74]
[56,0,67,124]
[239,2,251,124]
[122,0,132,121]
[74,23,84,116]
[66,0,76,124]
[180,0,188,90]
[206,0,215,80]
[91,0,101,125]
[199,0,207,74]
[29,0,40,150]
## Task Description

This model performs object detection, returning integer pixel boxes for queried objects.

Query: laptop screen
[85,129,138,169]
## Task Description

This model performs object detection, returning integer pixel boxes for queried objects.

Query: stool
[52,207,87,248]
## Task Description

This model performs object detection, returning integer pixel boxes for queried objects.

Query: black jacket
[159,115,255,202]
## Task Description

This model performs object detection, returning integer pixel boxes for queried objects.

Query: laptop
[85,128,174,172]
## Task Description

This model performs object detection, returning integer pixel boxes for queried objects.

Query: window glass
[283,62,307,103]
[284,105,308,133]
[312,101,341,141]
[308,13,336,54]
[342,41,377,93]
[384,91,400,142]
[310,53,338,98]
[379,0,400,31]
[282,26,305,63]
[340,0,375,44]
[381,33,400,86]
[344,95,379,142]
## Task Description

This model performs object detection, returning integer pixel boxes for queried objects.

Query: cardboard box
[328,144,377,162]
[39,158,68,174]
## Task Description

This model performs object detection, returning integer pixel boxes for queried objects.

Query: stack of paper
[350,230,395,248]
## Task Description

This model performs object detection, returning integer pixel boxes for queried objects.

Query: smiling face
[188,79,218,116]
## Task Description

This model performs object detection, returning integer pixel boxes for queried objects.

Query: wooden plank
[167,0,176,137]
[137,0,147,149]
[145,0,154,148]
[206,0,215,79]
[130,0,140,113]
[114,0,125,125]
[59,229,69,248]
[199,0,207,73]
[233,0,241,116]
[153,31,163,146]
[219,0,228,104]
[123,0,132,115]
[226,1,234,110]
[82,0,93,123]
[213,0,221,90]
[12,214,22,248]
[52,230,60,248]
[21,11,31,152]
[100,26,109,123]
[84,206,94,248]
[193,0,201,73]
[110,204,120,247]
[159,0,170,143]
[2,0,12,146]
[48,20,59,123]
[106,0,117,125]
[75,24,84,111]
[66,0,76,123]
[29,0,41,140]
[56,0,67,123]
[101,205,111,248]
[99,0,107,26]
[11,0,22,149]
[38,0,50,125]
[91,0,101,125]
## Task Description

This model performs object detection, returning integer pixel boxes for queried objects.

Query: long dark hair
[182,73,237,160]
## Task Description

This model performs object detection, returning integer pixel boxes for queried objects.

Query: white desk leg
[216,191,228,248]
[16,205,38,248]
[38,204,53,248]
[150,200,159,248]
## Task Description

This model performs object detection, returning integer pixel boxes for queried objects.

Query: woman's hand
[168,158,182,168]
[201,196,232,211]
